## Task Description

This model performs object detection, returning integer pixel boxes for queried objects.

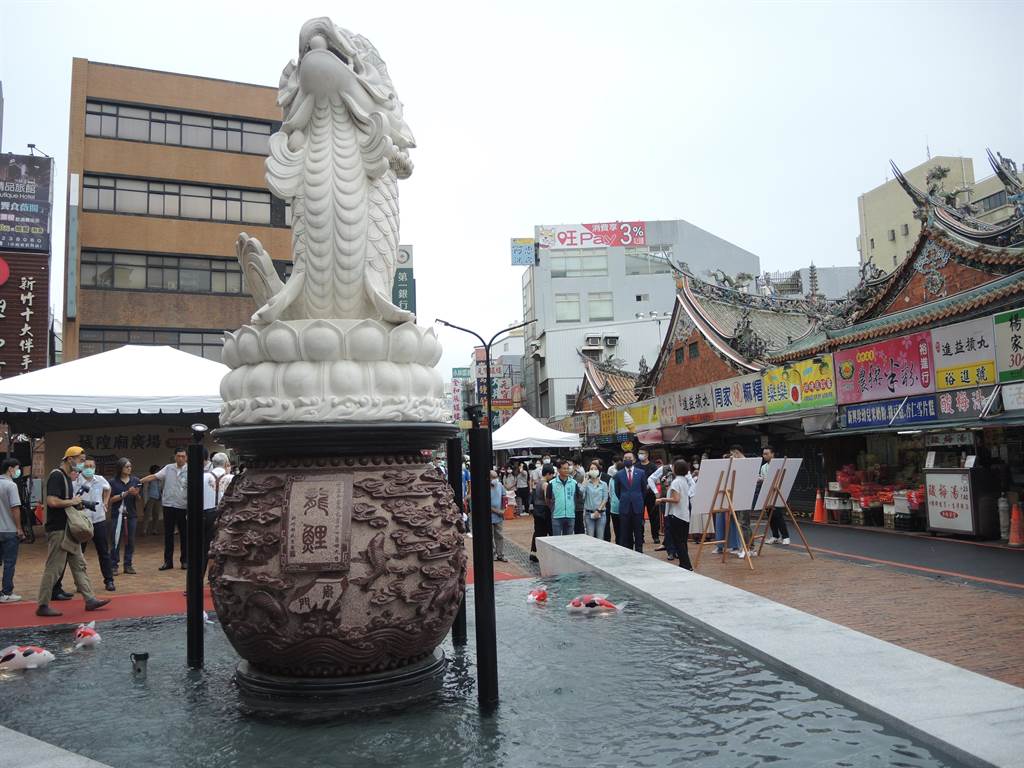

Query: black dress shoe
[52,591,74,601]
[36,605,62,617]
[105,581,116,592]
[158,563,173,571]
[84,597,111,611]
[180,562,188,570]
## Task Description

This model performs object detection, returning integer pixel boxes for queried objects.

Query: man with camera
[35,446,111,617]
[75,458,116,592]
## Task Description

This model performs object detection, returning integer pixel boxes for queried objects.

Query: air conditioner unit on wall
[585,335,601,346]
[604,336,619,347]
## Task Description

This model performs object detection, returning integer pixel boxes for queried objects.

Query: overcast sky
[2,0,1021,377]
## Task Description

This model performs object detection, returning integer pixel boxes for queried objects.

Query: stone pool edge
[0,724,114,768]
[536,534,1024,768]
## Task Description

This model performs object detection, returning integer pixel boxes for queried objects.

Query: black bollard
[186,425,206,668]
[468,426,498,710]
[447,436,468,646]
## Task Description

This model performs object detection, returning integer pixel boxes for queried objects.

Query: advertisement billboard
[536,221,647,250]
[840,394,938,429]
[711,373,765,419]
[0,154,53,252]
[834,330,934,405]
[0,252,48,376]
[510,238,535,266]
[993,308,1024,383]
[931,316,995,391]
[658,384,713,426]
[762,354,836,415]
[391,245,415,315]
[935,386,994,421]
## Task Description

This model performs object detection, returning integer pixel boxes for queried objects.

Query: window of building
[549,248,608,277]
[888,229,896,241]
[85,101,273,155]
[587,291,613,321]
[79,326,225,362]
[893,254,897,266]
[977,190,1008,213]
[565,394,577,411]
[674,347,685,364]
[554,293,581,322]
[870,238,875,249]
[625,245,673,275]
[688,341,699,359]
[901,223,910,236]
[81,250,247,295]
[83,175,271,225]
[635,293,649,302]
[581,348,602,361]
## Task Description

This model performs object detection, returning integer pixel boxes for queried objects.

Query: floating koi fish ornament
[566,594,626,615]
[527,587,548,604]
[73,621,101,649]
[0,645,55,670]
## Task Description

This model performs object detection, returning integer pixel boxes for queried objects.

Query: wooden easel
[750,464,814,559]
[693,464,754,571]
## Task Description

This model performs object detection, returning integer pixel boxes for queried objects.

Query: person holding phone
[109,458,142,576]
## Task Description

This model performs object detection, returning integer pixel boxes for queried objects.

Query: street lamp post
[435,318,534,712]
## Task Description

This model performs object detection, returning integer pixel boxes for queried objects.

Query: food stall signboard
[925,469,975,534]
[834,331,934,405]
[931,316,996,391]
[840,394,938,429]
[658,384,713,426]
[599,409,616,435]
[1002,381,1024,412]
[763,354,836,415]
[925,432,974,448]
[935,386,994,421]
[993,308,1024,383]
[711,373,765,419]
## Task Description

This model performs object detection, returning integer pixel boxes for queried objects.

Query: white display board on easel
[690,458,732,522]
[774,458,803,507]
[728,458,764,512]
[754,458,787,511]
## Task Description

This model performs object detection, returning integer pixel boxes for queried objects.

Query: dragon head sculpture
[276,17,415,181]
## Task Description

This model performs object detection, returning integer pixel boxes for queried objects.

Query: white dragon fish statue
[238,17,416,326]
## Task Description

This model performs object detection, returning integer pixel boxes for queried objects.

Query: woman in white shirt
[657,459,694,571]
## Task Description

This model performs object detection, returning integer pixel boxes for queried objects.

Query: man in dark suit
[613,451,647,553]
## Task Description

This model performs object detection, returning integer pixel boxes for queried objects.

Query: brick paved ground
[500,517,1024,689]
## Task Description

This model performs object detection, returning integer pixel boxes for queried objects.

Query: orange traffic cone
[1009,503,1023,548]
[813,490,826,524]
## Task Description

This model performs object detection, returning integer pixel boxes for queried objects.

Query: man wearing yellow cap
[35,446,110,617]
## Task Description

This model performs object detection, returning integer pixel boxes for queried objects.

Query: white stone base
[536,534,1024,768]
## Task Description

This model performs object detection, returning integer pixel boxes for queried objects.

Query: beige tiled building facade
[62,60,291,362]
[857,153,1017,275]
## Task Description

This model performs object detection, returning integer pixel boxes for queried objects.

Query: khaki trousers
[37,530,95,605]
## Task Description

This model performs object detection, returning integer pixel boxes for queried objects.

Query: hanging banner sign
[1002,381,1024,412]
[599,409,617,435]
[615,399,659,432]
[587,412,601,436]
[840,394,938,429]
[993,307,1024,383]
[536,221,647,250]
[931,316,996,391]
[0,154,53,252]
[935,386,994,421]
[711,373,765,419]
[658,384,713,426]
[510,238,535,266]
[835,331,934,405]
[762,354,836,415]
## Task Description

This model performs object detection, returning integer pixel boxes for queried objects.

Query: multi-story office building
[857,153,1018,274]
[62,59,290,362]
[521,219,760,418]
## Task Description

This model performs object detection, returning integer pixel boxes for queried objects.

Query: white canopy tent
[0,345,227,416]
[491,408,581,451]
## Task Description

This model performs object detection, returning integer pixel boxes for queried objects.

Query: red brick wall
[655,329,742,394]
[880,262,998,316]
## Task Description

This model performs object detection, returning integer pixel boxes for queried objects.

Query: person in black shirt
[35,446,111,617]
[637,450,660,544]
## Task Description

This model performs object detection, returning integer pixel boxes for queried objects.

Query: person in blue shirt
[582,468,609,539]
[489,471,508,562]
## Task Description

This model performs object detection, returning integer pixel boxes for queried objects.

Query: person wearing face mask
[75,459,115,592]
[0,458,27,603]
[606,460,622,544]
[582,467,609,539]
[613,452,647,552]
[570,460,586,533]
[489,470,508,563]
[547,459,583,535]
[529,464,555,562]
[35,447,111,617]
[636,450,660,545]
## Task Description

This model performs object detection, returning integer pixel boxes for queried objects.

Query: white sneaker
[0,593,22,603]
[749,549,758,557]
[781,538,790,545]
[736,550,746,559]
[764,536,777,544]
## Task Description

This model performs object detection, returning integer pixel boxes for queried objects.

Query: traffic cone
[1009,503,1023,548]
[813,490,826,524]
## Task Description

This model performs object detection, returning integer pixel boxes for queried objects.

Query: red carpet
[0,570,523,631]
